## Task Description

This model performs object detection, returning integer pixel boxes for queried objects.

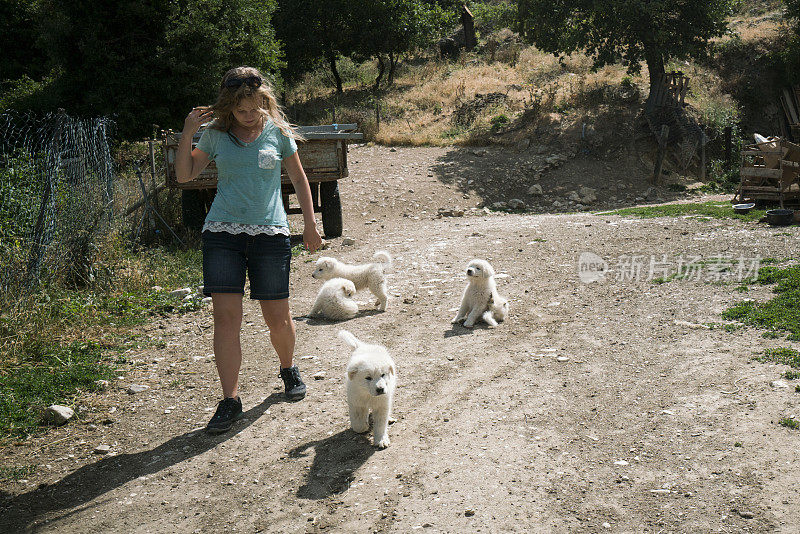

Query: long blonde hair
[208,66,303,142]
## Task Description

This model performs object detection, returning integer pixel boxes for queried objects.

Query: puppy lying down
[338,330,396,448]
[309,278,358,321]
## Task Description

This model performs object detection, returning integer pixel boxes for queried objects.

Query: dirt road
[2,145,800,533]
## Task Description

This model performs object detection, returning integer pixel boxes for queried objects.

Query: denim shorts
[201,231,291,300]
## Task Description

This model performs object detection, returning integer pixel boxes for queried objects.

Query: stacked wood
[780,85,800,141]
[734,137,800,207]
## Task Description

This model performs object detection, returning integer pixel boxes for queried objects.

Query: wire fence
[0,111,115,305]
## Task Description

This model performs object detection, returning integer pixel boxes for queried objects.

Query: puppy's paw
[375,435,391,448]
[463,320,475,328]
[451,316,463,324]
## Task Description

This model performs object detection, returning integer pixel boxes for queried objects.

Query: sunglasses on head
[223,75,262,89]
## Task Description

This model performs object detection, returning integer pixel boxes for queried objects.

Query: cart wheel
[320,181,343,238]
[182,189,208,231]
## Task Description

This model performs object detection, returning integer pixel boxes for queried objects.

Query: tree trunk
[373,54,386,92]
[327,51,343,94]
[387,52,397,86]
[644,47,665,110]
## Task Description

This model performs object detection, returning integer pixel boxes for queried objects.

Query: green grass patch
[0,464,36,482]
[779,417,799,430]
[291,243,307,257]
[757,347,800,367]
[0,242,204,438]
[597,201,766,221]
[785,370,800,380]
[722,264,800,340]
[0,341,116,438]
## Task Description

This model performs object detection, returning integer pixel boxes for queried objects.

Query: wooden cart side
[161,128,361,189]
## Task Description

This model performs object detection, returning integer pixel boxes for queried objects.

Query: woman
[176,66,323,434]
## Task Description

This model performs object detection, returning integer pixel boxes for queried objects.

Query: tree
[516,0,734,104]
[785,0,800,83]
[275,0,354,93]
[0,0,48,84]
[354,0,451,90]
[32,0,282,138]
[276,0,451,93]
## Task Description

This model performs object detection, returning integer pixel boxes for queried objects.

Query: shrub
[468,1,518,34]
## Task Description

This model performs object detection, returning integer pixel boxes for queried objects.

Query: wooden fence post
[148,140,160,214]
[724,126,732,169]
[461,5,476,51]
[699,133,709,181]
[652,124,669,184]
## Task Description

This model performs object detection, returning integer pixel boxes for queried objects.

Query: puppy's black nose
[375,387,385,395]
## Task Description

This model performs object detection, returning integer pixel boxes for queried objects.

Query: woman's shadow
[0,395,283,532]
[288,429,376,499]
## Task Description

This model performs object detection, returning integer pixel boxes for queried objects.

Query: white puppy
[312,251,391,310]
[452,259,509,328]
[309,278,358,321]
[339,330,396,448]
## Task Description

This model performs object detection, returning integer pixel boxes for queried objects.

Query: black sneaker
[280,366,306,401]
[205,396,243,434]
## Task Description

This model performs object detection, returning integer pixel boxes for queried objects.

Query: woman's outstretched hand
[184,107,213,134]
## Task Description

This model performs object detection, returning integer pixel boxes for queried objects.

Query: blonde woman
[176,66,322,434]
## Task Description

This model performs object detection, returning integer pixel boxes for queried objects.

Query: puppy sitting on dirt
[452,259,509,328]
[309,278,358,321]
[312,252,392,310]
[339,330,396,448]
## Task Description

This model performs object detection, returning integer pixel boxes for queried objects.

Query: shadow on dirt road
[0,395,286,531]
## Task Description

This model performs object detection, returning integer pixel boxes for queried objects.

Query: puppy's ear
[348,369,358,380]
[389,364,396,376]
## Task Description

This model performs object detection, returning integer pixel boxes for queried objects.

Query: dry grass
[286,44,648,147]
[285,2,785,147]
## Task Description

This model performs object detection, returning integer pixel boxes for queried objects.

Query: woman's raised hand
[184,107,214,134]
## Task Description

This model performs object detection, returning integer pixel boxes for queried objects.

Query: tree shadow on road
[0,394,285,532]
[288,429,375,499]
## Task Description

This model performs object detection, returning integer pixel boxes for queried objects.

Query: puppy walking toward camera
[452,259,509,328]
[339,330,396,448]
[312,252,392,310]
[309,278,358,321]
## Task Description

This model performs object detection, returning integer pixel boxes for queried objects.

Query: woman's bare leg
[211,293,244,398]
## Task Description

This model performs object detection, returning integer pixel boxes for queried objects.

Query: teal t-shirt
[195,119,298,227]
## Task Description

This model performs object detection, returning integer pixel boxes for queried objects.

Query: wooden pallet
[734,138,800,207]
